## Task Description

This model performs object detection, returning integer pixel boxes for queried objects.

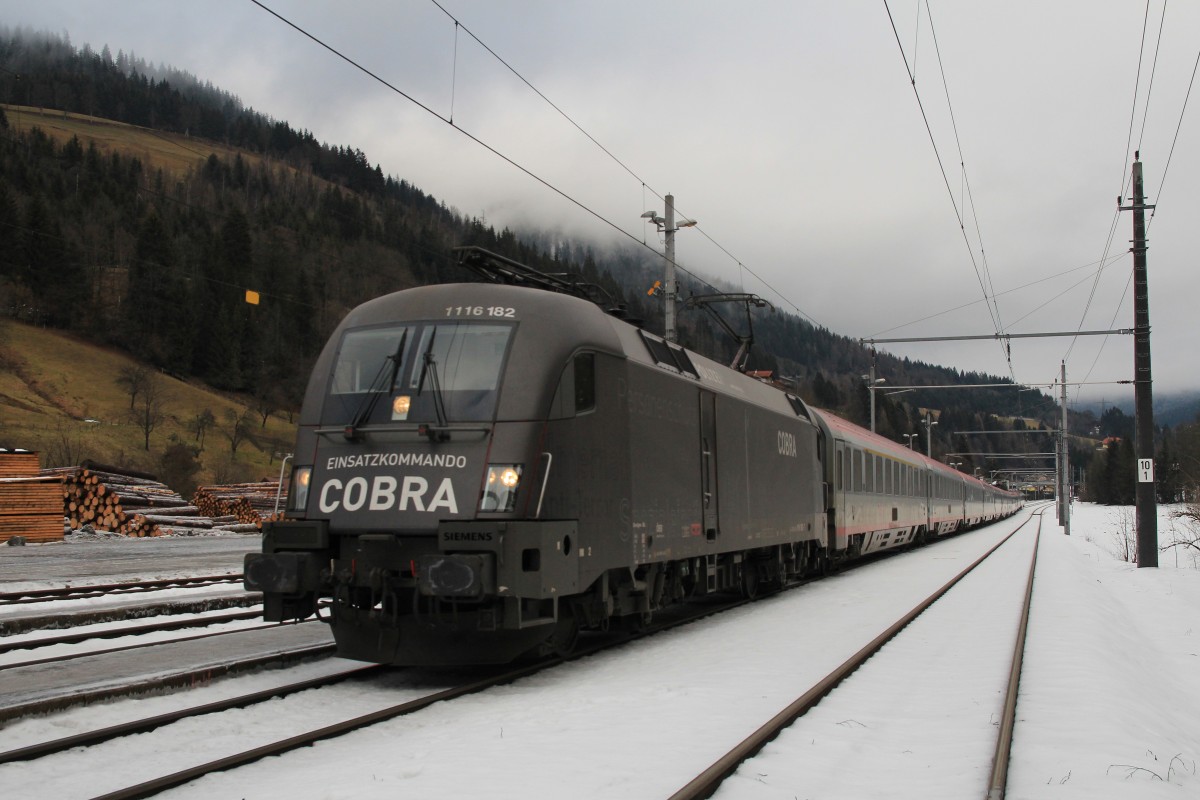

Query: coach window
[853,450,863,492]
[836,449,844,491]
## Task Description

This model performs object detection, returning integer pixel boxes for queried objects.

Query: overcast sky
[5,1,1198,410]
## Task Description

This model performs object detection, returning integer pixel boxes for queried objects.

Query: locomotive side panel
[538,351,635,589]
[713,394,823,548]
[619,362,703,564]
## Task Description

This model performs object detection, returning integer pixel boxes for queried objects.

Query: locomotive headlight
[289,466,312,512]
[392,395,411,420]
[498,467,521,488]
[480,464,523,512]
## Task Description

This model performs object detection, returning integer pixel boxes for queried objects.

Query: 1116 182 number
[445,306,516,318]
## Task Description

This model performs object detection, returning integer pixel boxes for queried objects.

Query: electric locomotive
[245,247,1021,666]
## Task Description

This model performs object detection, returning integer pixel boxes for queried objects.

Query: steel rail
[667,508,1043,800]
[0,640,337,724]
[0,614,298,670]
[85,658,567,800]
[59,508,1031,799]
[0,609,262,657]
[0,661,379,764]
[80,592,762,800]
[0,574,244,605]
[987,507,1044,799]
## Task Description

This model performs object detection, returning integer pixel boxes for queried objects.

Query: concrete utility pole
[1120,155,1157,567]
[663,194,678,342]
[642,194,696,343]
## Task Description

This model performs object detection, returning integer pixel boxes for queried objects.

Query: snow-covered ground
[1,502,1196,799]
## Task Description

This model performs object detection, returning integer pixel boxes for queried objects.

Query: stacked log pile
[193,481,285,530]
[0,449,63,542]
[0,450,41,478]
[42,463,266,537]
[0,450,63,544]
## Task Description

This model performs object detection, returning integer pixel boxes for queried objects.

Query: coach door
[700,391,719,539]
[834,441,846,547]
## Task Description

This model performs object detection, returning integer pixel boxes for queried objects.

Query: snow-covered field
[2,502,1196,799]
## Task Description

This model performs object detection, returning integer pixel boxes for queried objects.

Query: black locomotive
[245,248,1021,665]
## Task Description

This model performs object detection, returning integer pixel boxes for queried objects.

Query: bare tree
[252,384,278,429]
[222,406,256,455]
[45,421,94,467]
[188,408,216,450]
[1164,503,1200,568]
[130,372,168,451]
[116,365,151,410]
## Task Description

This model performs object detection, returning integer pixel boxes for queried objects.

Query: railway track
[670,504,1049,800]
[0,574,244,606]
[0,585,262,638]
[0,607,262,657]
[0,618,337,722]
[0,660,379,764]
[3,593,749,800]
[0,513,1040,799]
[0,612,292,670]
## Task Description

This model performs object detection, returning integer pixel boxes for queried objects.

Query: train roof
[811,406,1017,494]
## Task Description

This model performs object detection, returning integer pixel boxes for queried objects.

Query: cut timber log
[138,514,213,528]
[213,523,262,534]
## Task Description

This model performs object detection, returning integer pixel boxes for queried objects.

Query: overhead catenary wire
[883,1,1012,378]
[1151,39,1200,215]
[925,2,1008,362]
[1135,0,1168,153]
[1057,0,1183,397]
[246,0,724,302]
[425,0,822,328]
[867,252,1127,339]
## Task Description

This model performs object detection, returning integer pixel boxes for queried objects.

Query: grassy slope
[3,103,267,175]
[0,105,306,483]
[0,317,297,483]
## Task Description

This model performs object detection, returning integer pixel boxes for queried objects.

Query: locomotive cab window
[574,353,596,413]
[330,326,414,395]
[323,321,515,426]
[549,352,597,419]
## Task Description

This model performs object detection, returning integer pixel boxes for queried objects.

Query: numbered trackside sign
[1138,458,1155,483]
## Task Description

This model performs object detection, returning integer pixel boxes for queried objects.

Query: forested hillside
[4,26,1196,499]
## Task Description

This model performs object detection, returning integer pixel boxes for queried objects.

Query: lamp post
[903,433,917,450]
[861,360,886,433]
[642,193,696,343]
[923,413,938,458]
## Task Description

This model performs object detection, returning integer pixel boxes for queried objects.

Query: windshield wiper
[416,329,450,441]
[343,330,407,441]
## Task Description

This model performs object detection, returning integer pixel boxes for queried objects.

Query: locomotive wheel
[741,564,760,600]
[545,607,581,657]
